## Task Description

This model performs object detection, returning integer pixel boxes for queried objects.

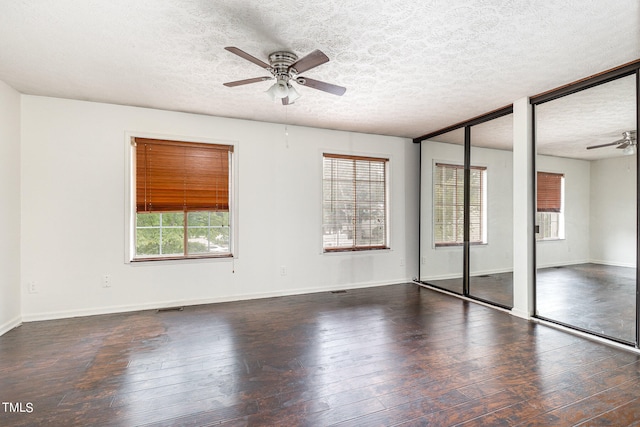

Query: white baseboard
[20,278,413,323]
[420,267,513,282]
[535,259,590,269]
[470,267,514,276]
[589,259,636,269]
[0,315,22,336]
[419,273,462,282]
[537,259,636,269]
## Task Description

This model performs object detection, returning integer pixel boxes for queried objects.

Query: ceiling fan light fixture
[266,78,289,101]
[623,145,636,156]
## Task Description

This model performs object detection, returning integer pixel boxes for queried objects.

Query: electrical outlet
[102,274,111,288]
[280,266,287,276]
[28,281,37,294]
[400,258,405,267]
[421,256,426,265]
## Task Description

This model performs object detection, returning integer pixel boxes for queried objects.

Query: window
[322,153,388,251]
[434,163,487,246]
[536,171,564,240]
[133,137,233,260]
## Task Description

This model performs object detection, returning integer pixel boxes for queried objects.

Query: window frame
[433,162,487,248]
[126,134,237,262]
[322,152,390,253]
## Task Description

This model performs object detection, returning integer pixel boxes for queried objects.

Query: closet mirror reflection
[535,74,637,343]
[468,114,514,308]
[420,128,465,294]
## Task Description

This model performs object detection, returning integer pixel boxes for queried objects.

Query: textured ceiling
[0,0,639,144]
[536,75,637,160]
[430,75,637,161]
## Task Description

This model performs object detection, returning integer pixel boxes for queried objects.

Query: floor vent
[157,306,184,313]
[478,275,491,278]
[331,290,347,294]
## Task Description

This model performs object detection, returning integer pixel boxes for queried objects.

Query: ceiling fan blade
[225,47,271,70]
[289,50,329,74]
[223,76,273,87]
[296,77,346,96]
[616,142,630,149]
[586,139,625,150]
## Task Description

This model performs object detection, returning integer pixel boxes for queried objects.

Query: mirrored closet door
[419,110,514,309]
[534,74,637,344]
[468,114,514,308]
[420,128,465,295]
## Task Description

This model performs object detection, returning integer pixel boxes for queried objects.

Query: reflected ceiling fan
[586,130,637,155]
[223,46,346,105]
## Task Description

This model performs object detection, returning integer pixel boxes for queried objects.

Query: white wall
[419,140,513,280]
[20,96,419,321]
[535,155,591,267]
[589,155,636,267]
[0,81,21,334]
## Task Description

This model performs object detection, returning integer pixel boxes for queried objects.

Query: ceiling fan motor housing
[268,51,298,80]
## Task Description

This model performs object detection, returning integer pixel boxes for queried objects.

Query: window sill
[131,254,233,263]
[434,242,487,248]
[323,246,390,254]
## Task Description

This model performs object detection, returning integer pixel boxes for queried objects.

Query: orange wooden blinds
[135,138,233,213]
[537,172,563,213]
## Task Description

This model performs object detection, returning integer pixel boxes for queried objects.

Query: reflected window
[536,172,565,240]
[434,163,487,246]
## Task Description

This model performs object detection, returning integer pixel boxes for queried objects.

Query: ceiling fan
[587,130,637,154]
[223,46,346,105]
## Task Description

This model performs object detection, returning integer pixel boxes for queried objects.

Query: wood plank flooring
[537,263,636,342]
[1,284,640,426]
[426,263,636,342]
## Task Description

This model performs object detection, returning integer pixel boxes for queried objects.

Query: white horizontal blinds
[323,156,353,249]
[323,154,388,251]
[434,163,464,245]
[468,166,485,243]
[135,138,233,213]
[434,163,485,246]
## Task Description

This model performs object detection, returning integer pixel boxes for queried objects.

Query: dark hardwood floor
[537,263,636,343]
[426,263,636,342]
[2,284,640,426]
[424,273,515,308]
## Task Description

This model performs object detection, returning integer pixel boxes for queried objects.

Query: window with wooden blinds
[322,153,389,251]
[132,137,234,260]
[135,138,233,213]
[434,163,486,246]
[537,172,563,213]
